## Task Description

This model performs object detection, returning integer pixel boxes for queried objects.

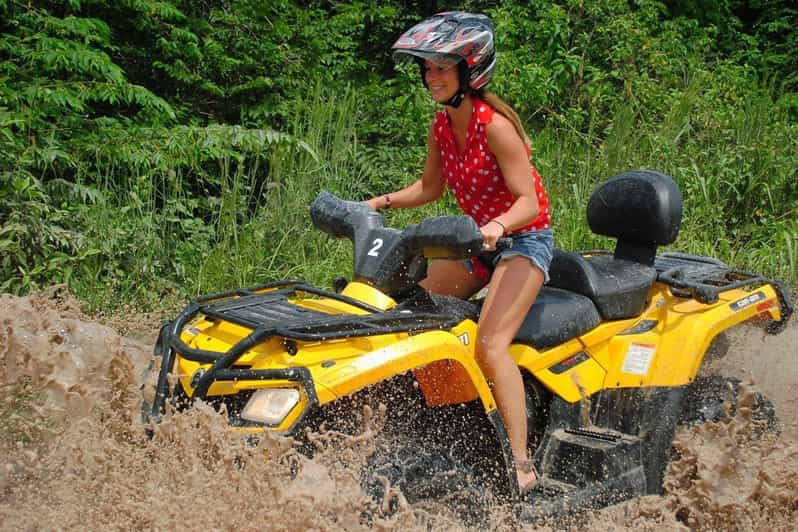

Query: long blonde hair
[479,90,531,149]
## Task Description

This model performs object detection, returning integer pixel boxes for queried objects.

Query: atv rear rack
[574,251,793,334]
[149,280,469,416]
[653,252,793,333]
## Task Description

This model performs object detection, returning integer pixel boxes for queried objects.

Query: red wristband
[384,195,391,209]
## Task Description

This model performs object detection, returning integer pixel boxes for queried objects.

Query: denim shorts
[465,228,555,283]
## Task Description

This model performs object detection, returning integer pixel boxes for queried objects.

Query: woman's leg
[420,259,487,298]
[474,256,545,489]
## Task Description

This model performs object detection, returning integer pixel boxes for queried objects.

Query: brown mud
[1,288,796,531]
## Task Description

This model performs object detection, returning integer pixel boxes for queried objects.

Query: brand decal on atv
[549,351,589,374]
[729,291,766,312]
[457,332,470,345]
[621,343,656,376]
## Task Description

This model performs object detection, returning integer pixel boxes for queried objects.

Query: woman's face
[424,59,460,104]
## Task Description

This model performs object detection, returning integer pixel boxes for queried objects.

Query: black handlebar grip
[496,237,513,250]
[310,190,380,239]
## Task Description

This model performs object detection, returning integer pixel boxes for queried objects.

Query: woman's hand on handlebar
[480,220,505,251]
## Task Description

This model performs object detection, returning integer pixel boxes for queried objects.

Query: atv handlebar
[495,237,513,250]
[309,191,376,240]
[310,191,505,295]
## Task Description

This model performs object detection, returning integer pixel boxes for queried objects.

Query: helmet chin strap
[444,89,466,108]
[444,60,471,108]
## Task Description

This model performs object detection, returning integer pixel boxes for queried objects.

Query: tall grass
[534,84,796,284]
[193,85,379,294]
[193,84,460,295]
[70,124,317,310]
[70,82,796,313]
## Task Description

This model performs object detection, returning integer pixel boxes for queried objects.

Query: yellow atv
[143,170,792,518]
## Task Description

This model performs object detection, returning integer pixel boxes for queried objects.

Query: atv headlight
[241,388,300,425]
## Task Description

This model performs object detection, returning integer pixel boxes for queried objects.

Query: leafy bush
[0,0,795,311]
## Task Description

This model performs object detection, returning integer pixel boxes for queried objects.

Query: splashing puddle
[1,290,796,530]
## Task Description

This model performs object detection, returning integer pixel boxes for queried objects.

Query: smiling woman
[423,61,460,104]
[363,11,554,495]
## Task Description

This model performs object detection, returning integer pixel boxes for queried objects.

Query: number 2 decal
[368,238,383,257]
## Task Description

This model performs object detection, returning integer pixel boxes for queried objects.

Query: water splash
[1,289,796,531]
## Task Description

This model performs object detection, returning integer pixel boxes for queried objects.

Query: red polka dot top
[432,98,551,234]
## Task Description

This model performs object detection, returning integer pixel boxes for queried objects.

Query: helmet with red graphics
[391,11,496,91]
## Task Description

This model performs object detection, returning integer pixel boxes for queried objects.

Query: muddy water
[1,289,796,531]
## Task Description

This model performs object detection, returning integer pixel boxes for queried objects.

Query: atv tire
[364,437,487,517]
[704,332,731,362]
[524,374,551,452]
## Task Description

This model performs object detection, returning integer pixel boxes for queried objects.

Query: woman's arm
[484,113,540,232]
[367,123,446,210]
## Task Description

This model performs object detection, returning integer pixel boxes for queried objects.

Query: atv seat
[548,250,657,320]
[415,290,600,350]
[547,170,682,320]
[514,287,602,349]
[476,287,601,350]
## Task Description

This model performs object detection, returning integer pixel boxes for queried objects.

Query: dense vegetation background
[1,0,796,311]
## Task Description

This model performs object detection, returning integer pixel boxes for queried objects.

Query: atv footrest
[534,477,577,497]
[564,427,622,443]
[538,428,643,487]
[524,428,647,521]
[521,468,648,522]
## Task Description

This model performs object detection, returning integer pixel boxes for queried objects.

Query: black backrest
[587,170,682,265]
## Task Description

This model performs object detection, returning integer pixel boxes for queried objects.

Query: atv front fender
[315,329,498,413]
[313,328,519,498]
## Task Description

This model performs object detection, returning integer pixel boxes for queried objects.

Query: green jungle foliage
[1,0,796,310]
